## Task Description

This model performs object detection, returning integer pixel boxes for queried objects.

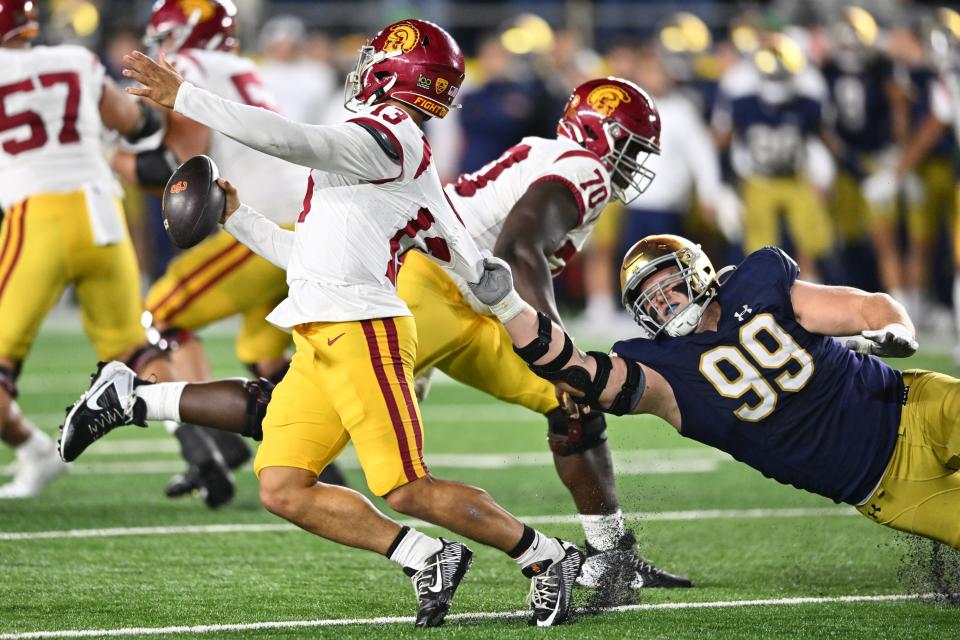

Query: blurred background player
[0,0,170,497]
[257,14,337,124]
[112,0,346,506]
[823,6,910,296]
[712,32,834,281]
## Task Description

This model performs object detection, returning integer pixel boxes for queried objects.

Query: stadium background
[4,1,960,638]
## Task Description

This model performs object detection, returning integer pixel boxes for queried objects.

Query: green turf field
[1,325,959,638]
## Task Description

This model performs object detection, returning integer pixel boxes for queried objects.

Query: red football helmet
[144,0,239,55]
[557,77,661,203]
[344,19,464,119]
[0,0,39,44]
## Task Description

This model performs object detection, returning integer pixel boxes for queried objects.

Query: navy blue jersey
[823,57,894,153]
[612,248,902,504]
[729,95,821,176]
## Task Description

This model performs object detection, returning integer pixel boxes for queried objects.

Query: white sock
[514,529,564,569]
[580,510,626,552]
[17,427,53,460]
[388,527,443,570]
[136,382,187,422]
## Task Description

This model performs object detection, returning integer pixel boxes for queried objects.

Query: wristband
[488,289,525,324]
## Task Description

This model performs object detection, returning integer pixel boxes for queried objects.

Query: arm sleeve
[173,82,399,181]
[223,204,294,269]
[529,152,611,226]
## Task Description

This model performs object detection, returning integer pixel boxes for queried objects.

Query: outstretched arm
[123,51,398,181]
[469,257,647,414]
[791,280,917,357]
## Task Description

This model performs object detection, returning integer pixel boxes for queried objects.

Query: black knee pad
[242,378,275,441]
[245,359,290,386]
[158,327,199,352]
[546,407,608,456]
[0,363,20,399]
[124,345,168,374]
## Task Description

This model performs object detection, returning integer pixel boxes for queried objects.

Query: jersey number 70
[698,314,814,421]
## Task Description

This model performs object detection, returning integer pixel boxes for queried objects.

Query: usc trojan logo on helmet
[177,0,216,21]
[382,23,420,53]
[586,84,632,116]
[435,78,449,95]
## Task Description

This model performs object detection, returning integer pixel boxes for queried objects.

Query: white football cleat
[0,441,67,499]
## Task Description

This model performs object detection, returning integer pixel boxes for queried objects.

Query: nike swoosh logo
[85,381,113,411]
[428,562,444,593]
[327,333,346,346]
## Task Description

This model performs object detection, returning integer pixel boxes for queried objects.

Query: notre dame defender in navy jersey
[473,235,960,550]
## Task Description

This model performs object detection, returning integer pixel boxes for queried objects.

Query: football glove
[845,323,918,358]
[468,256,527,323]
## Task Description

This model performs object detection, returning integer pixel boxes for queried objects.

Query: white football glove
[861,169,898,208]
[845,323,918,358]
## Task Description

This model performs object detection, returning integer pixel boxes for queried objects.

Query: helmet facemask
[603,121,658,203]
[343,45,403,112]
[622,249,715,338]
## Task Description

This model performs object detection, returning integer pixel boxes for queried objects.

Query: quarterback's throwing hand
[469,257,515,306]
[846,323,918,358]
[122,51,183,109]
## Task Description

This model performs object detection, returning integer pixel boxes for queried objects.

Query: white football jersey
[0,45,117,209]
[445,136,612,275]
[172,50,308,226]
[174,82,483,325]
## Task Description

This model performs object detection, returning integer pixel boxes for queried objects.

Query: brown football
[162,155,225,249]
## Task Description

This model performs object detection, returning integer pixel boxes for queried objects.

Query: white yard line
[0,507,856,541]
[1,448,727,476]
[0,593,929,639]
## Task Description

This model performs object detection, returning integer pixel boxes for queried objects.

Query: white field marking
[0,507,856,541]
[0,593,932,639]
[0,448,727,476]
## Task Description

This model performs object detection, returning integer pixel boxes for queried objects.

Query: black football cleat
[525,540,584,627]
[165,465,200,498]
[196,458,235,509]
[578,532,693,589]
[59,362,147,462]
[404,538,473,628]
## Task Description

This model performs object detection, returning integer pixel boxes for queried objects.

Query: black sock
[385,525,410,558]
[508,525,536,559]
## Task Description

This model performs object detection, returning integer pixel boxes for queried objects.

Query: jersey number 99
[698,314,813,421]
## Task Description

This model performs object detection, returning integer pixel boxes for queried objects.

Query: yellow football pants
[0,191,143,361]
[397,251,559,415]
[741,176,833,258]
[857,369,960,549]
[254,317,428,496]
[145,229,290,364]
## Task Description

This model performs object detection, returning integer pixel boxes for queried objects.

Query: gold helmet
[620,234,717,338]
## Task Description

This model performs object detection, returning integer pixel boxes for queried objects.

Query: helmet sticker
[435,77,449,95]
[178,0,215,21]
[382,23,420,53]
[586,84,632,117]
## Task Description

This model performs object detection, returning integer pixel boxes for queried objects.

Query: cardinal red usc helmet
[344,19,464,119]
[144,0,239,55]
[0,0,39,44]
[557,77,661,203]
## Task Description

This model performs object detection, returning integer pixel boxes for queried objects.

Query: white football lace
[411,546,459,599]
[529,571,561,612]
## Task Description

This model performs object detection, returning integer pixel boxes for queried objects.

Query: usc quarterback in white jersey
[115,17,585,627]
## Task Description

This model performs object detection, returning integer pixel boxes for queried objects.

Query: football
[161,155,226,249]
